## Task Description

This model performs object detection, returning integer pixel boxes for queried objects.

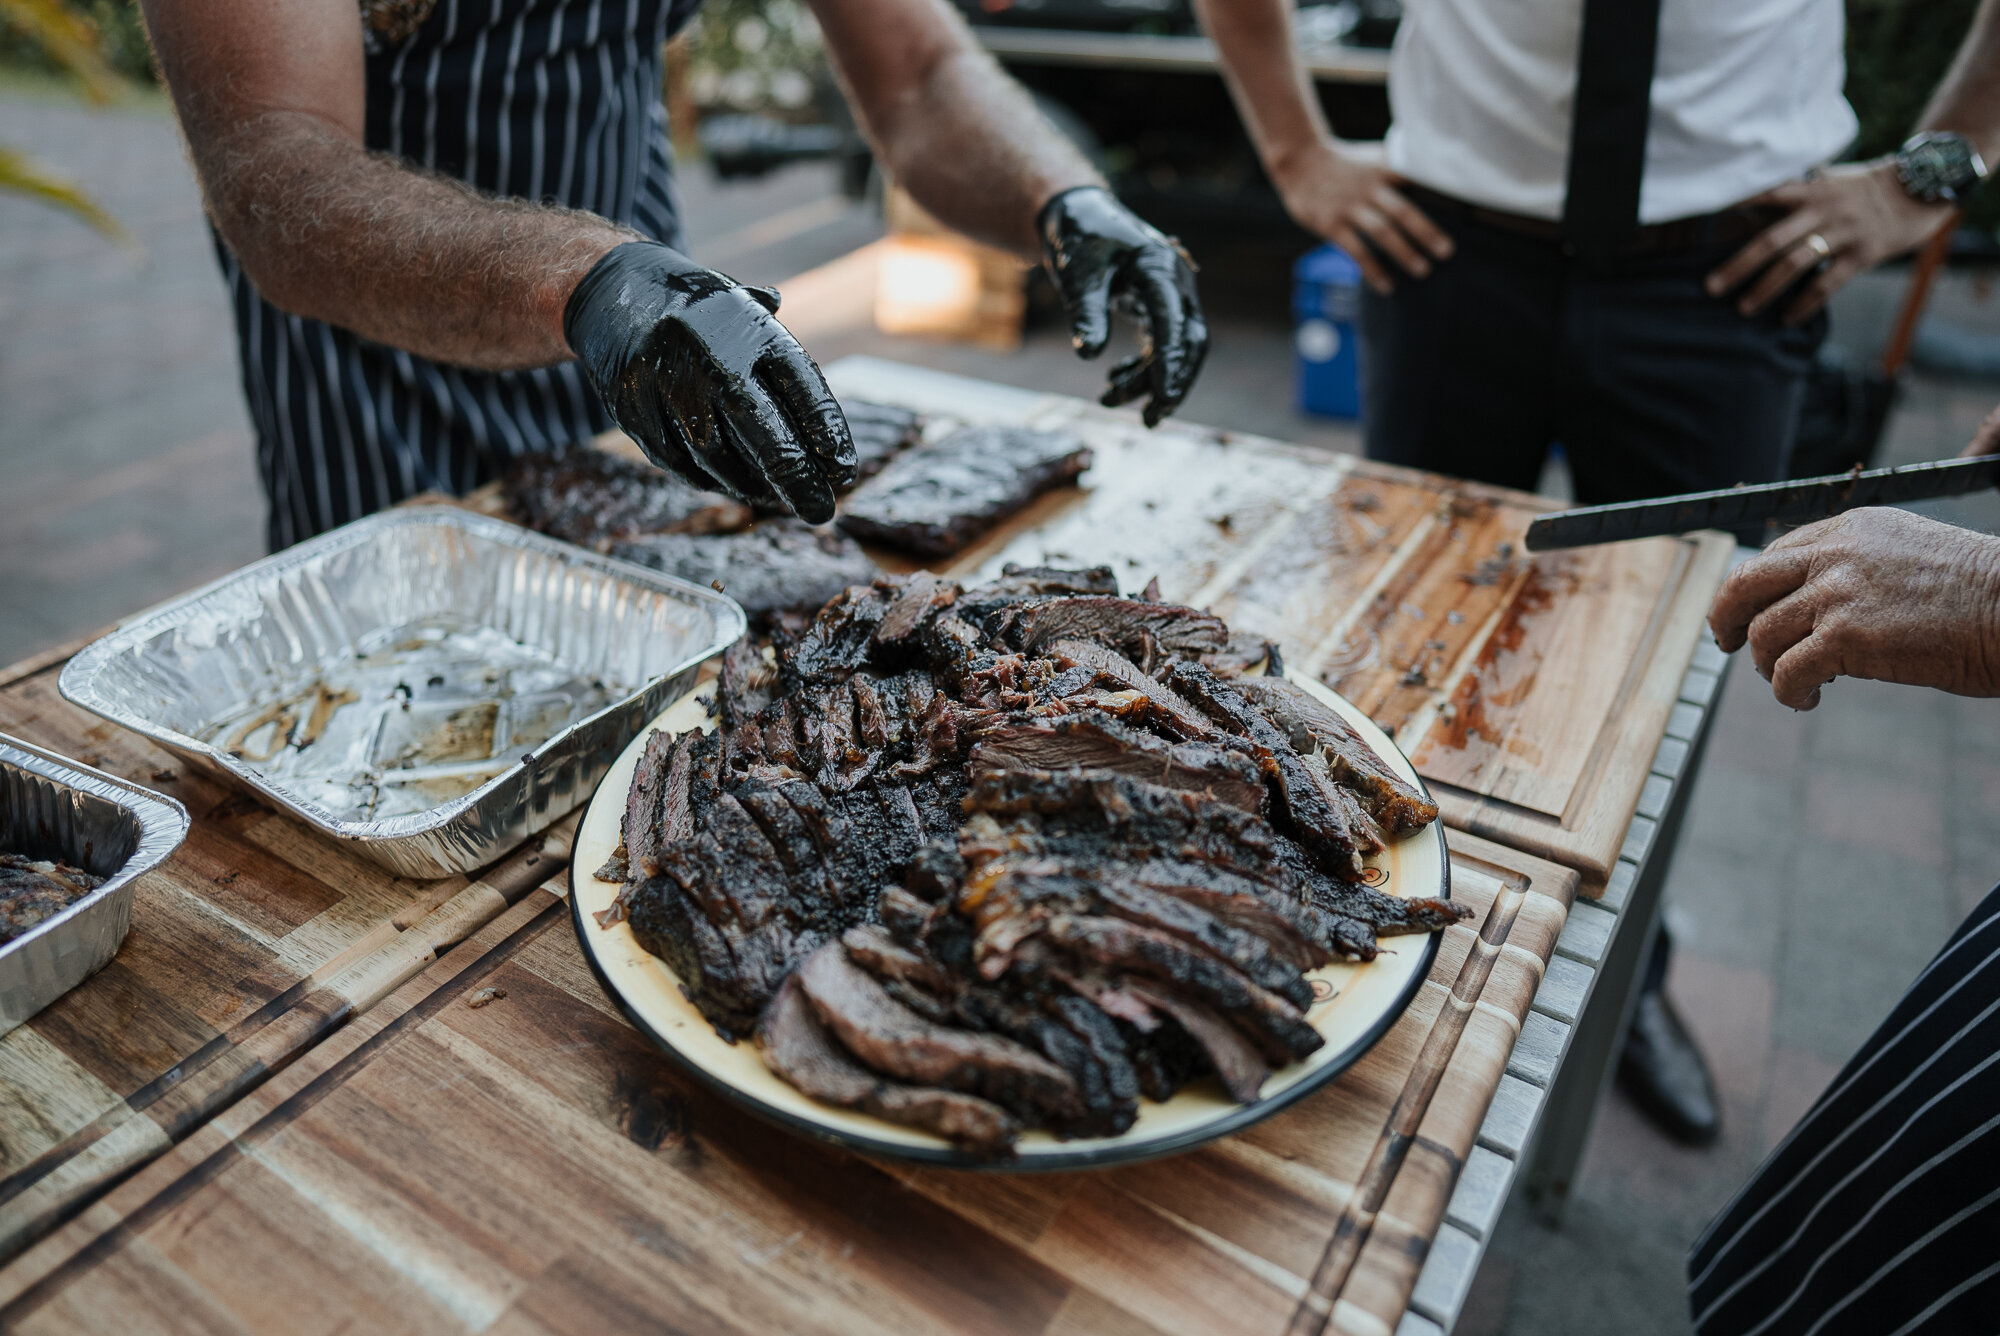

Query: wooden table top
[0,831,1573,1336]
[0,357,1728,1334]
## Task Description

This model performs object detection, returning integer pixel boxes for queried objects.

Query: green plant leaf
[0,0,124,103]
[0,145,130,241]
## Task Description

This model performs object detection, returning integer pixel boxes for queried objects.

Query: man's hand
[1706,161,1955,326]
[1038,187,1209,427]
[564,242,856,524]
[1270,139,1454,294]
[1708,507,2000,709]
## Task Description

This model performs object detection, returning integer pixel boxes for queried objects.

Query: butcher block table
[0,357,1735,1336]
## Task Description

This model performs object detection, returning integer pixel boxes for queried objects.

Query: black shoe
[1618,989,1721,1146]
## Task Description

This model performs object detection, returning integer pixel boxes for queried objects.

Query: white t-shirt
[1383,0,1859,223]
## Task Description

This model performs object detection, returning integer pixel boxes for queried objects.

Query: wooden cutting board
[0,830,1574,1336]
[0,652,575,1263]
[824,357,1735,894]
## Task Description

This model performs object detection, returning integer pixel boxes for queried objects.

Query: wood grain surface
[0,655,576,1262]
[0,830,1574,1336]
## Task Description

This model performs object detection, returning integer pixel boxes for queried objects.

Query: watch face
[1903,133,1981,202]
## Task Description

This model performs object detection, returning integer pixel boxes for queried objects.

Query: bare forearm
[1193,0,1333,187]
[188,108,631,368]
[815,0,1099,257]
[1920,0,2000,163]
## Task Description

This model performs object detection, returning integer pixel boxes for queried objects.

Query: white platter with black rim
[570,672,1451,1170]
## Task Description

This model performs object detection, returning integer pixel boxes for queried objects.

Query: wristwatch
[1896,132,1988,205]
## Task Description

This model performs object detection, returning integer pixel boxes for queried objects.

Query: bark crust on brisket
[837,425,1092,556]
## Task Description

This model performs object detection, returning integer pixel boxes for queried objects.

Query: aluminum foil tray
[59,509,746,878]
[1,732,189,1036]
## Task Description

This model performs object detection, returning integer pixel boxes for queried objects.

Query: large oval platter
[570,671,1451,1170]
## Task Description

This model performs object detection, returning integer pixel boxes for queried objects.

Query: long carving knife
[1523,454,2000,552]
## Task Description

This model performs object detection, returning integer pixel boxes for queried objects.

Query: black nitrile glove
[564,241,856,524]
[1038,186,1209,427]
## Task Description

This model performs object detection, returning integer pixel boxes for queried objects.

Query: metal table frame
[1393,632,1733,1334]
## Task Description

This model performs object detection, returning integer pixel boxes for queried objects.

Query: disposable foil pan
[0,733,190,1036]
[59,509,746,879]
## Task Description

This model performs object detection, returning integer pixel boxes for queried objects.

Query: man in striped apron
[1699,497,2000,1333]
[140,0,1208,549]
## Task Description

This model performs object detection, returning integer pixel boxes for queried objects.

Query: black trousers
[1360,196,1827,506]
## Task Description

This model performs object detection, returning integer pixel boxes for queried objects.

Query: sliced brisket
[1233,675,1440,838]
[795,943,1081,1122]
[1004,596,1228,660]
[759,977,1020,1155]
[968,712,1264,812]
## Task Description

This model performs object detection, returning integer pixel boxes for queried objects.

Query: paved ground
[7,87,2000,1335]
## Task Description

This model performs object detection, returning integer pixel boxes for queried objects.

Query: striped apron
[218,0,703,550]
[1687,882,2000,1334]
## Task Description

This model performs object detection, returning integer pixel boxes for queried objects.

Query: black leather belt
[1403,183,1782,258]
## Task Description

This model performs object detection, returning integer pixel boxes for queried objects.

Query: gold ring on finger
[1802,232,1832,260]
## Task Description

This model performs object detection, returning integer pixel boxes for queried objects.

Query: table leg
[1519,663,1724,1226]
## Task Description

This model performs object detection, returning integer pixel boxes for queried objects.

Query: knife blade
[1523,454,2000,552]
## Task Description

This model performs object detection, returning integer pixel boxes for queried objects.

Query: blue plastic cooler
[1293,244,1363,419]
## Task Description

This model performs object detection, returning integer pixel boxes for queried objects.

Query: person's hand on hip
[1264,139,1454,295]
[1038,187,1210,427]
[565,241,856,524]
[1709,506,2000,709]
[1705,161,1955,326]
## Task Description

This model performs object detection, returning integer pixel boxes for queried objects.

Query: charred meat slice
[0,853,103,945]
[841,399,925,485]
[974,564,1121,600]
[872,571,958,650]
[782,581,897,691]
[1040,914,1323,1064]
[1043,639,1213,738]
[1232,676,1440,838]
[1201,631,1281,678]
[760,977,1020,1155]
[963,768,1285,879]
[624,836,816,1038]
[838,425,1092,556]
[795,942,1081,1122]
[1003,596,1228,660]
[621,730,694,882]
[1121,983,1271,1103]
[715,637,779,733]
[1167,661,1382,878]
[1121,859,1323,970]
[1313,878,1472,936]
[611,521,876,628]
[968,713,1265,812]
[1081,876,1314,1009]
[505,448,751,547]
[843,924,958,996]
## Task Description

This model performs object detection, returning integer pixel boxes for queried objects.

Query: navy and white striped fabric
[219,0,703,550]
[1688,883,2000,1335]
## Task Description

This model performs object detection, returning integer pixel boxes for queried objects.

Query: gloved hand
[1038,186,1209,427]
[565,241,856,524]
